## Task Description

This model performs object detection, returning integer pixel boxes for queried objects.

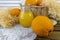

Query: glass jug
[19,4,34,28]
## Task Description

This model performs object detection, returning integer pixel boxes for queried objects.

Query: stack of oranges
[25,0,54,37]
[25,0,43,6]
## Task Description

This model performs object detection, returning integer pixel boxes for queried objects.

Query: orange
[10,8,21,17]
[32,16,54,37]
[25,0,36,6]
[37,0,43,5]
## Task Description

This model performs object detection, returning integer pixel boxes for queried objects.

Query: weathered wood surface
[35,31,60,40]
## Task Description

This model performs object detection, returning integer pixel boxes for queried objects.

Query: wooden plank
[49,31,60,39]
[35,31,60,40]
[54,26,60,31]
[54,23,60,31]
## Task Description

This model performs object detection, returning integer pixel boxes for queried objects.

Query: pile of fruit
[25,0,42,6]
[0,0,55,38]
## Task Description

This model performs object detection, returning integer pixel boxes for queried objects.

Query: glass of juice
[19,4,34,28]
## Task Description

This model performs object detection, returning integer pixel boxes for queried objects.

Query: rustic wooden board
[54,25,60,31]
[35,31,60,40]
[49,31,60,39]
[54,26,60,31]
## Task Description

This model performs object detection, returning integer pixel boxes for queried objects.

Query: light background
[0,0,60,7]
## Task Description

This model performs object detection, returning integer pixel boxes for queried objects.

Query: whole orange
[25,0,36,6]
[10,8,21,17]
[37,0,43,5]
[32,16,54,37]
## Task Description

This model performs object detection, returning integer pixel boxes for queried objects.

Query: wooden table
[35,22,60,40]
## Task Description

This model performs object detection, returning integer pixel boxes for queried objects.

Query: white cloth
[0,24,36,40]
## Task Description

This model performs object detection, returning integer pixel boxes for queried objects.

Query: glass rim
[20,4,48,8]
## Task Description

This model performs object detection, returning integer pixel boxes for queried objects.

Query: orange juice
[19,11,34,28]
